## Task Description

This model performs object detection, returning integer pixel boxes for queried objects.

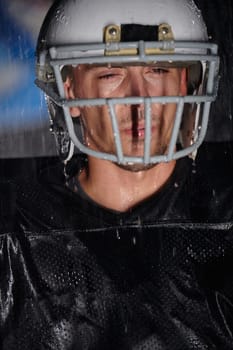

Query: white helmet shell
[44,0,208,46]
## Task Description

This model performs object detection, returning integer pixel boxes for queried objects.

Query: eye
[97,67,125,81]
[150,67,169,75]
[98,73,118,80]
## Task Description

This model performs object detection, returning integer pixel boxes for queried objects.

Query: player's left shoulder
[191,142,233,222]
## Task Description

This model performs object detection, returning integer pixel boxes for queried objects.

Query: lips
[122,124,156,139]
[137,128,146,138]
[122,126,144,137]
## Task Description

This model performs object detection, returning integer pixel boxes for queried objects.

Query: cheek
[160,104,178,137]
[147,80,164,96]
[81,106,113,130]
[74,76,98,99]
[158,73,183,96]
[99,81,125,97]
[164,79,180,96]
[147,79,178,98]
[97,78,129,98]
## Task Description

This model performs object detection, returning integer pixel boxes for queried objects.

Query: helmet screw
[46,72,54,81]
[108,26,118,37]
[161,26,169,35]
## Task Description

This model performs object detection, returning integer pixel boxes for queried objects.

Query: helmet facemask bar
[36,39,219,164]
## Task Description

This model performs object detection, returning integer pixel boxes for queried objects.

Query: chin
[114,144,169,172]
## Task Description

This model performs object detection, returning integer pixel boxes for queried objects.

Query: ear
[180,68,187,96]
[63,76,81,117]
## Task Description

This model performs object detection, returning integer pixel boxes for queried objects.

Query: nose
[127,67,147,97]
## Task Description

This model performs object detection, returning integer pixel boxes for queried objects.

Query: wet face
[65,64,187,170]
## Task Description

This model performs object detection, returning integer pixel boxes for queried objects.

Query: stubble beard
[116,144,170,172]
[116,162,158,172]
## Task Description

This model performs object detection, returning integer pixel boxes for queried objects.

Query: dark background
[195,0,233,141]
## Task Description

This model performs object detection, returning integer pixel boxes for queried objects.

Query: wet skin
[65,64,187,165]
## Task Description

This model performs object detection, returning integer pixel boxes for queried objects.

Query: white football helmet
[36,0,219,164]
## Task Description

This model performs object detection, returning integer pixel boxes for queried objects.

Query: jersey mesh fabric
[0,156,233,349]
[1,225,233,349]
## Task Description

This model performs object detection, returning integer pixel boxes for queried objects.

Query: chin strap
[50,122,74,161]
[47,96,75,163]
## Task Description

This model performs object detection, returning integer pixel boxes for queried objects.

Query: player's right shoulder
[0,177,60,233]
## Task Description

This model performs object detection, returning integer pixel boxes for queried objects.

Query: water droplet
[67,244,72,251]
[192,160,196,174]
[116,229,120,239]
[137,216,142,226]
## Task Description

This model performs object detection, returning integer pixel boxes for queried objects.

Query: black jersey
[1,150,233,349]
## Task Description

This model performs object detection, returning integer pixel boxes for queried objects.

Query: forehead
[71,62,186,72]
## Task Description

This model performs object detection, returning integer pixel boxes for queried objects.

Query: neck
[78,157,176,212]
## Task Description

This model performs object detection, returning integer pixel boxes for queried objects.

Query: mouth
[122,124,156,139]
